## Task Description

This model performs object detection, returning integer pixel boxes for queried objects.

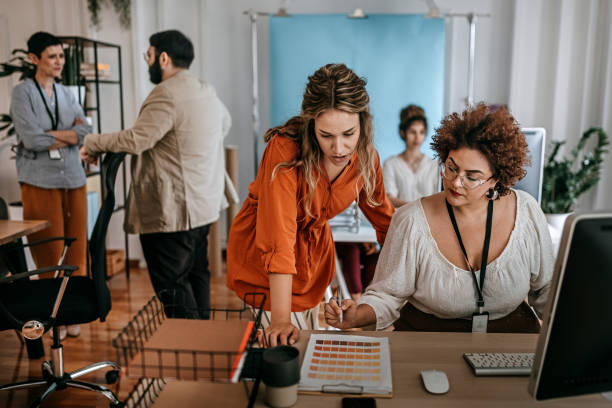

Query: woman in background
[227,64,394,347]
[334,105,439,301]
[383,104,439,207]
[326,104,553,333]
[10,32,92,339]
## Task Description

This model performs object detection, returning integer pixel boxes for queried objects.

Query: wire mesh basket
[122,378,167,408]
[112,293,266,407]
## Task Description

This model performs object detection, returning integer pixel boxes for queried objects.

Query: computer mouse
[420,370,450,394]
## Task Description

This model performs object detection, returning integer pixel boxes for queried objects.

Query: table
[259,331,610,407]
[146,331,611,407]
[331,225,377,243]
[0,220,50,246]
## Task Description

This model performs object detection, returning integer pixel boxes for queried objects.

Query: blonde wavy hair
[264,63,380,217]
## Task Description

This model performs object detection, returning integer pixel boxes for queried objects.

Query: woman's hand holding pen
[325,298,357,330]
[259,320,299,348]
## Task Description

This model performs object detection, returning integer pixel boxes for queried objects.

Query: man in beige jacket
[80,30,231,318]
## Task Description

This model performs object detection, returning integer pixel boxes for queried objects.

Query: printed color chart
[299,334,393,395]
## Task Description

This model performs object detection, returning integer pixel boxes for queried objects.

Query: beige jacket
[84,70,231,234]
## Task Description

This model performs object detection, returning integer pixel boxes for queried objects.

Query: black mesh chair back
[0,157,126,406]
[0,197,9,277]
[0,197,8,220]
[90,152,126,322]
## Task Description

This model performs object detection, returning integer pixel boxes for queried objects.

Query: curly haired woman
[226,64,394,346]
[325,103,553,333]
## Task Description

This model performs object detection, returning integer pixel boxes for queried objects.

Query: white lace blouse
[382,154,439,203]
[358,189,554,330]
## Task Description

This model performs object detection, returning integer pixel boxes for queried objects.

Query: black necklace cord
[445,199,494,313]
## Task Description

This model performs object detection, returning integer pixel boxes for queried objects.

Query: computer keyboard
[463,352,534,376]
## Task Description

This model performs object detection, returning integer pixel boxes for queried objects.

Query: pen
[336,295,343,324]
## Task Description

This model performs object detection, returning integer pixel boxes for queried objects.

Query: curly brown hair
[431,103,529,197]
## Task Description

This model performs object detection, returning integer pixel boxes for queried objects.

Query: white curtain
[508,0,612,211]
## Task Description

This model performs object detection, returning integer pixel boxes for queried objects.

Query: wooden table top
[0,219,50,246]
[261,330,611,408]
[147,330,612,407]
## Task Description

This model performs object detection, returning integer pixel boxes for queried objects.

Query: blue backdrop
[269,14,445,163]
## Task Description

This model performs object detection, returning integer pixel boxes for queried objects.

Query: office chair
[0,152,127,407]
[0,197,77,356]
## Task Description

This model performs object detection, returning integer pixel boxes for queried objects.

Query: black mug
[262,346,300,407]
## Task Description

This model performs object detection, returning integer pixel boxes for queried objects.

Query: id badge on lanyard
[446,199,494,333]
[472,310,489,333]
[34,79,62,160]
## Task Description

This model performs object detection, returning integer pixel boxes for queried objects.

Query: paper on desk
[298,334,392,395]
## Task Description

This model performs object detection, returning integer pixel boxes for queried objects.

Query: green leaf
[542,127,609,213]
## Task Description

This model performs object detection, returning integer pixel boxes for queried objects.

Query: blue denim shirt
[10,78,92,189]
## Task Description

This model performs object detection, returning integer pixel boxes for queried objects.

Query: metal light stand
[245,9,265,176]
[445,12,491,107]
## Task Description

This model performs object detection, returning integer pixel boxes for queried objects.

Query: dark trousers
[140,224,211,319]
[335,242,379,294]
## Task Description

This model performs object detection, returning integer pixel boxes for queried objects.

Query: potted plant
[62,44,86,105]
[0,49,35,149]
[541,127,609,232]
[87,0,132,30]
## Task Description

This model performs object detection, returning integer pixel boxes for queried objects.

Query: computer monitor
[529,212,612,400]
[514,128,546,204]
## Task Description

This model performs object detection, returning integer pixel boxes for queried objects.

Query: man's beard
[148,56,163,84]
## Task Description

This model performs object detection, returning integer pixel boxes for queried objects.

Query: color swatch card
[298,334,393,395]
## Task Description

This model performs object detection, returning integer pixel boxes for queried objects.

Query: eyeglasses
[440,163,493,190]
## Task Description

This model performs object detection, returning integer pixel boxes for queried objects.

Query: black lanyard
[445,199,493,311]
[33,79,59,130]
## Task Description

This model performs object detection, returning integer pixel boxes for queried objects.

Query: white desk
[331,225,377,243]
[329,224,378,302]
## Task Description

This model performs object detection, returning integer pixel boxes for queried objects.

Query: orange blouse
[226,134,395,311]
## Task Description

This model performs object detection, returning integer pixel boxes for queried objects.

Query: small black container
[262,346,300,387]
[262,346,300,407]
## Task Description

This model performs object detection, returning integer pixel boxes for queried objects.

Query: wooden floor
[0,268,245,407]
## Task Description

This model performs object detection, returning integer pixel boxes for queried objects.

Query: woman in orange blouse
[226,64,394,347]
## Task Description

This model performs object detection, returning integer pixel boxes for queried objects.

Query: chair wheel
[105,369,120,384]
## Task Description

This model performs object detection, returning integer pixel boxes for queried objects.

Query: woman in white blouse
[383,105,439,207]
[326,104,554,332]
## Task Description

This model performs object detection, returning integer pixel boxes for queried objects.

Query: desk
[147,331,610,407]
[0,220,49,246]
[331,225,377,243]
[259,331,609,407]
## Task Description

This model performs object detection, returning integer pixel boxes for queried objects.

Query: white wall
[509,0,612,211]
